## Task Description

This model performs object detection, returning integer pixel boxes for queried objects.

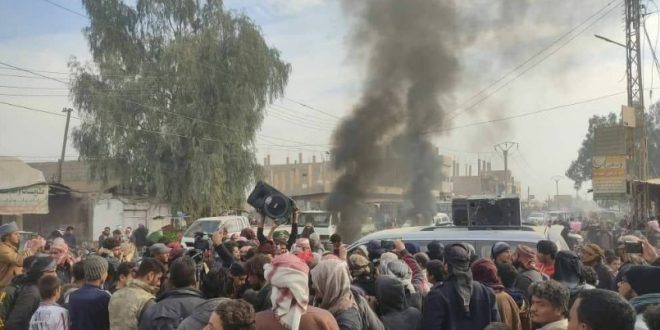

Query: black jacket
[176,298,229,330]
[138,287,205,330]
[376,276,421,330]
[4,284,39,330]
[421,280,499,330]
[593,263,615,290]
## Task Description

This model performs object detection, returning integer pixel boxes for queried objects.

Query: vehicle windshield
[300,212,331,228]
[184,220,223,237]
[529,212,544,218]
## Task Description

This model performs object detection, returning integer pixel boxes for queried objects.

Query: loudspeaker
[247,181,295,224]
[466,196,521,227]
[452,198,468,226]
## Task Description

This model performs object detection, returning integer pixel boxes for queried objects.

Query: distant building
[261,152,453,212]
[451,159,521,196]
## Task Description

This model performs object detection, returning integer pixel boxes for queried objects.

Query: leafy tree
[70,0,290,217]
[566,113,618,190]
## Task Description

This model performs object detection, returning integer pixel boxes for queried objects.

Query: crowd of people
[0,213,659,330]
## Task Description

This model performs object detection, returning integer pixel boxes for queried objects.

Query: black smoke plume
[328,0,461,242]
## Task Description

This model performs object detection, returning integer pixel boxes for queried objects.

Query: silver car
[348,225,569,258]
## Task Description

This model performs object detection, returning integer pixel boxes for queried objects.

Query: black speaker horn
[247,181,295,224]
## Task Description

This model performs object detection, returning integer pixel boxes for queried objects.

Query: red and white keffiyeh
[264,253,310,330]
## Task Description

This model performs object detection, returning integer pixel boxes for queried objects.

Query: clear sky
[0,0,658,201]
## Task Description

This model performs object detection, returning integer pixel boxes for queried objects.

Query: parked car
[524,212,546,225]
[348,225,569,258]
[181,216,251,248]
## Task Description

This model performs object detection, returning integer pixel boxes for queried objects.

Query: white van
[297,210,336,240]
[181,216,250,248]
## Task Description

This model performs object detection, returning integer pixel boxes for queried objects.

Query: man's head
[125,227,132,235]
[644,304,660,330]
[529,280,570,326]
[514,244,538,271]
[229,262,247,291]
[112,229,122,240]
[169,256,196,289]
[426,259,445,285]
[606,254,622,273]
[617,265,660,300]
[149,243,172,264]
[102,238,122,258]
[0,222,20,245]
[72,261,85,283]
[49,238,69,265]
[135,258,166,287]
[66,226,74,234]
[103,227,111,235]
[580,243,604,266]
[204,299,255,330]
[537,240,558,264]
[38,275,61,302]
[568,289,635,330]
[491,242,512,264]
[84,255,109,283]
[224,241,240,260]
[496,262,519,289]
[202,268,234,299]
[27,256,57,283]
[330,233,342,249]
[245,254,270,290]
[116,261,136,289]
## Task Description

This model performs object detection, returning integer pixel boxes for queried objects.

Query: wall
[92,197,171,240]
[21,193,91,240]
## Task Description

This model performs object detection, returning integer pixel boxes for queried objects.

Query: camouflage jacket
[108,279,157,330]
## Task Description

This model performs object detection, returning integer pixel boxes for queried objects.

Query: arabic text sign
[0,184,49,215]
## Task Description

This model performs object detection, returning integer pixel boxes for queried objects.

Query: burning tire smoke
[328,0,460,242]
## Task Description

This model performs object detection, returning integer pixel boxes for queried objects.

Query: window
[224,219,241,233]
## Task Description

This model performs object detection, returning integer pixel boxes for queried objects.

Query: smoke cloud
[328,0,462,241]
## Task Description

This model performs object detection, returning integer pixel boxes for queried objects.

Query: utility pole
[624,0,649,225]
[494,141,519,194]
[57,108,73,183]
[551,176,563,209]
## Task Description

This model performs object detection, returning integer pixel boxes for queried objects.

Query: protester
[393,240,428,295]
[139,256,204,330]
[579,243,615,290]
[131,224,149,251]
[425,259,446,285]
[243,254,272,313]
[204,299,256,330]
[421,243,499,330]
[148,243,171,266]
[229,263,248,299]
[567,289,635,330]
[552,251,594,304]
[29,275,69,330]
[375,275,421,330]
[512,245,545,296]
[112,261,136,292]
[529,280,570,330]
[100,238,122,282]
[617,265,660,329]
[471,258,522,330]
[0,222,44,289]
[427,241,444,262]
[5,256,57,330]
[256,253,339,330]
[310,258,368,330]
[329,234,342,256]
[59,261,84,308]
[537,240,557,278]
[68,255,111,330]
[349,253,376,297]
[380,259,422,310]
[62,226,76,250]
[178,268,234,330]
[644,304,660,330]
[98,227,111,248]
[492,242,513,264]
[48,238,73,285]
[112,230,123,242]
[605,250,622,274]
[108,258,165,330]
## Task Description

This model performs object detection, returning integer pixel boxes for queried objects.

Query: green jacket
[108,279,158,330]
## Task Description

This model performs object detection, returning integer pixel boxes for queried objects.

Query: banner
[592,155,626,195]
[0,184,49,215]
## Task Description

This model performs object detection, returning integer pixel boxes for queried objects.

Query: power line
[283,97,341,120]
[425,91,627,134]
[41,0,87,18]
[0,62,69,85]
[445,0,621,122]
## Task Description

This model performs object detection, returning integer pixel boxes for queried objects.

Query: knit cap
[84,255,109,281]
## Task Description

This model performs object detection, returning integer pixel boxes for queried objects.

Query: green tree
[565,113,618,190]
[70,0,290,217]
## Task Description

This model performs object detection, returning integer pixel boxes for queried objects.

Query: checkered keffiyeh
[264,253,310,330]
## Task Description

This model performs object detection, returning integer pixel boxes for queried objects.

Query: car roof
[352,225,554,247]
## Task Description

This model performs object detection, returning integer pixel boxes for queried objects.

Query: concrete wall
[92,198,171,240]
[21,194,92,241]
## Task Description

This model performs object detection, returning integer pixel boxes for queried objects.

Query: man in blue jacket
[421,243,499,330]
[68,255,111,330]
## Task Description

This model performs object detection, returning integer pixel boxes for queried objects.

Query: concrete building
[261,152,453,211]
[452,159,522,196]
